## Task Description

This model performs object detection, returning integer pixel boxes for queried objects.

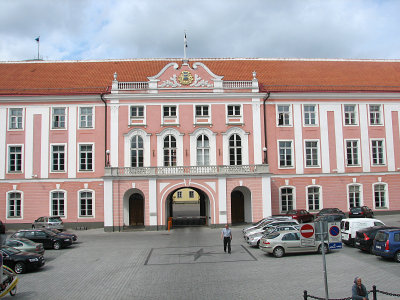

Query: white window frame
[226,104,243,124]
[196,134,210,166]
[347,183,363,208]
[228,133,242,166]
[78,143,95,172]
[49,189,67,218]
[277,104,292,126]
[373,182,388,209]
[177,191,182,198]
[368,104,383,126]
[79,106,95,129]
[8,108,24,130]
[303,104,318,126]
[304,140,320,168]
[130,135,144,167]
[6,190,23,219]
[279,186,296,213]
[51,107,67,130]
[343,104,358,126]
[7,144,24,173]
[78,189,95,218]
[370,139,386,166]
[227,104,241,117]
[278,140,294,169]
[195,105,210,117]
[194,105,212,125]
[162,105,179,125]
[306,185,322,212]
[345,139,360,166]
[50,143,67,173]
[157,128,183,167]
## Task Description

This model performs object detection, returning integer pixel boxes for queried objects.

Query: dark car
[0,219,5,234]
[0,245,45,274]
[284,209,314,223]
[44,228,78,242]
[10,229,73,250]
[372,229,400,262]
[349,206,374,218]
[355,226,400,253]
[316,208,346,218]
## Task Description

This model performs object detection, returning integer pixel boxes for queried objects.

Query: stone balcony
[104,164,269,177]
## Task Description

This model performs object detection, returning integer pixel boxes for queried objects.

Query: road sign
[328,222,342,249]
[300,224,315,238]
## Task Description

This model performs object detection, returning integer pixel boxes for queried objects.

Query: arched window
[131,135,144,167]
[197,135,210,166]
[164,135,177,166]
[229,134,242,165]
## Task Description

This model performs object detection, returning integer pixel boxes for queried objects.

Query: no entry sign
[300,223,315,239]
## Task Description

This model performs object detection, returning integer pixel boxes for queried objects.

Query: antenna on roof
[183,31,188,64]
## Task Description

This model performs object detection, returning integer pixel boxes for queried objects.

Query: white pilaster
[293,104,303,174]
[149,179,157,226]
[262,176,271,218]
[110,104,119,167]
[359,104,370,172]
[252,99,262,165]
[218,177,227,224]
[320,105,331,173]
[25,109,34,179]
[0,108,6,179]
[104,179,114,227]
[334,106,345,173]
[385,106,395,171]
[68,106,77,178]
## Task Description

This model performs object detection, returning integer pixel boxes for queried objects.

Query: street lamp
[106,150,110,167]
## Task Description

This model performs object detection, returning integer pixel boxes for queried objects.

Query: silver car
[247,225,300,247]
[32,216,64,231]
[5,238,45,255]
[242,217,293,237]
[259,230,329,257]
[244,220,299,240]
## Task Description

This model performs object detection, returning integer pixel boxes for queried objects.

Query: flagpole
[183,31,187,61]
[35,36,40,60]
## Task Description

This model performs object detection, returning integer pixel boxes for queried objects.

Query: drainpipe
[100,93,108,167]
[263,92,271,164]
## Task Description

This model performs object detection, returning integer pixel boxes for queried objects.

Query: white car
[246,225,300,247]
[244,220,299,240]
[340,218,384,246]
[242,217,292,237]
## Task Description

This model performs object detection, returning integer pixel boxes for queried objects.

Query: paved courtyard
[2,214,400,299]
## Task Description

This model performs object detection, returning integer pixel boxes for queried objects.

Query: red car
[284,209,314,223]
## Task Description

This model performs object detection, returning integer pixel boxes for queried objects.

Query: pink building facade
[0,58,399,231]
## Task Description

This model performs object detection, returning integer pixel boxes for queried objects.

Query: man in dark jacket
[352,277,369,300]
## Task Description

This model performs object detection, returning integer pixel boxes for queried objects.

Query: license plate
[376,246,381,249]
[355,242,360,245]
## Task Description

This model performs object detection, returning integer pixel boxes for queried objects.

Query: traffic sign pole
[318,221,329,300]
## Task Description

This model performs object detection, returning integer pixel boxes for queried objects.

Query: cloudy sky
[1,0,399,61]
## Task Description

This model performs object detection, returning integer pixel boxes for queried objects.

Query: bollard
[303,290,308,300]
[372,285,377,300]
[168,219,172,231]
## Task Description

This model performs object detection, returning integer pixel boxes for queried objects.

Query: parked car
[284,209,314,223]
[242,216,291,236]
[247,225,300,247]
[355,226,400,253]
[10,229,73,250]
[0,245,45,274]
[349,206,374,218]
[259,230,329,258]
[5,238,45,254]
[316,208,346,218]
[341,218,385,246]
[32,216,64,231]
[44,228,78,242]
[372,229,400,262]
[244,220,299,239]
[0,219,5,234]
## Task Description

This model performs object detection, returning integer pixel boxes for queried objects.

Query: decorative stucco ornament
[178,71,194,85]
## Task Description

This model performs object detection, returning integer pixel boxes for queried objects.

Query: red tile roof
[1,58,400,95]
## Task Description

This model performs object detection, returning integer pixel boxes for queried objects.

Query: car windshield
[350,207,361,212]
[264,232,280,239]
[15,238,36,246]
[286,210,296,215]
[49,217,62,222]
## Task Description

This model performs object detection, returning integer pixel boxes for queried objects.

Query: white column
[293,104,303,174]
[252,99,262,165]
[218,177,227,224]
[110,104,119,167]
[359,104,370,172]
[41,110,49,178]
[149,179,157,226]
[0,108,6,179]
[68,106,77,178]
[334,106,345,173]
[104,179,114,228]
[25,109,34,179]
[319,105,331,173]
[385,106,395,171]
[262,176,272,218]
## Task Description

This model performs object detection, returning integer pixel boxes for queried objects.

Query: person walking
[221,224,232,254]
[352,277,369,300]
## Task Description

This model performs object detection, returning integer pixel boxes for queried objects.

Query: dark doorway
[231,190,245,224]
[129,193,144,226]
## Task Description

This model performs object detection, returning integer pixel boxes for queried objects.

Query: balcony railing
[104,164,269,177]
[223,81,253,89]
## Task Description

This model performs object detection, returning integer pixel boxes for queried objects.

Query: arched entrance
[231,186,252,224]
[165,187,211,227]
[129,193,144,226]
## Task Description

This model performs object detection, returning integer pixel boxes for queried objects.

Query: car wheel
[273,246,285,258]
[395,251,400,263]
[10,286,17,296]
[318,243,329,254]
[53,241,61,250]
[257,240,260,248]
[369,245,373,254]
[14,262,25,274]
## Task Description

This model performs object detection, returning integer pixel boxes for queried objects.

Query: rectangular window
[163,106,176,117]
[346,140,359,166]
[277,104,291,126]
[348,185,361,208]
[195,105,209,117]
[307,187,320,210]
[52,191,65,216]
[344,105,357,125]
[281,187,294,212]
[9,108,23,129]
[189,191,194,198]
[51,145,65,172]
[130,106,144,118]
[369,104,382,125]
[177,191,182,198]
[374,184,386,208]
[8,146,22,172]
[305,141,319,167]
[80,191,93,217]
[79,144,93,171]
[227,105,241,116]
[371,140,385,165]
[52,107,66,129]
[279,141,293,167]
[79,107,93,128]
[8,192,21,217]
[304,105,317,125]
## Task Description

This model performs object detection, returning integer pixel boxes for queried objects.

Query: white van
[340,218,385,246]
